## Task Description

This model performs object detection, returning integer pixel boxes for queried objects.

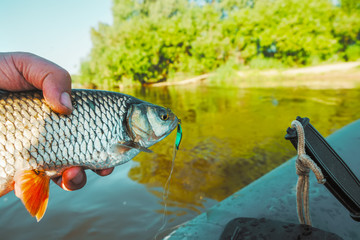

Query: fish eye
[160,114,169,121]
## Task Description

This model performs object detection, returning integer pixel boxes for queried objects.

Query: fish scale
[0,89,178,206]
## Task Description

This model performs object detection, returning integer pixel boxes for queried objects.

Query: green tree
[79,0,360,86]
[341,0,360,14]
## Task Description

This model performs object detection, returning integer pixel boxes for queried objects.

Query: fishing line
[155,122,182,239]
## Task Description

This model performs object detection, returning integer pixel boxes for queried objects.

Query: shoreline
[147,61,360,89]
[74,61,360,90]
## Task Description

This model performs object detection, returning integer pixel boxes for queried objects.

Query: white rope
[291,120,326,226]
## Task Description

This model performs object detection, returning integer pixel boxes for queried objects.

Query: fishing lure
[175,122,183,150]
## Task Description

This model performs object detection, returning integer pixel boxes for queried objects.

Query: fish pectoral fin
[135,145,153,153]
[113,141,153,153]
[14,170,50,222]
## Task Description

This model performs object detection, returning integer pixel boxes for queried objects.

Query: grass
[208,59,240,87]
[248,57,286,70]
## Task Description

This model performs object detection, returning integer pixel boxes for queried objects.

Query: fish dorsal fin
[113,141,153,153]
[14,170,50,222]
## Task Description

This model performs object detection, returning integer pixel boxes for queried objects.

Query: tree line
[78,0,360,86]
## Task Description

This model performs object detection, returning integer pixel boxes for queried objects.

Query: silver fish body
[0,89,178,197]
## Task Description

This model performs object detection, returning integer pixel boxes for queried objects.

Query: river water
[1,86,360,239]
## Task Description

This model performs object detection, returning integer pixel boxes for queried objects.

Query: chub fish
[0,89,178,221]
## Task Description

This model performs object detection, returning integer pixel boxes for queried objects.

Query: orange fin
[14,170,50,222]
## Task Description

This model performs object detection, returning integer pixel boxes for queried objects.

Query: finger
[10,52,73,115]
[92,167,114,176]
[42,71,73,115]
[52,167,87,191]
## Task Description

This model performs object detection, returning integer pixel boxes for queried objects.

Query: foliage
[208,58,240,86]
[79,0,360,85]
[341,0,360,14]
[345,44,360,61]
[248,56,286,70]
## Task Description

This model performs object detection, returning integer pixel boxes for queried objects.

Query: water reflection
[123,86,360,209]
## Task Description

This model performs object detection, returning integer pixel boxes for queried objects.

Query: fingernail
[61,182,72,191]
[70,173,84,185]
[60,92,73,110]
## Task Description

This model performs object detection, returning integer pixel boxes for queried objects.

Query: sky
[0,0,112,74]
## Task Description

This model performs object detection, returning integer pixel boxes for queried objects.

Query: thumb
[42,71,73,115]
[11,52,73,114]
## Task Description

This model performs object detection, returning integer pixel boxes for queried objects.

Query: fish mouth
[166,108,179,131]
[171,117,180,132]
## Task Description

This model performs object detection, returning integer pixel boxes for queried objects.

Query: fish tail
[14,170,50,222]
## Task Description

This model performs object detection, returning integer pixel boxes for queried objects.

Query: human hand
[0,52,114,191]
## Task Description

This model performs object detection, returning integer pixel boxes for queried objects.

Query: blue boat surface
[166,119,360,240]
